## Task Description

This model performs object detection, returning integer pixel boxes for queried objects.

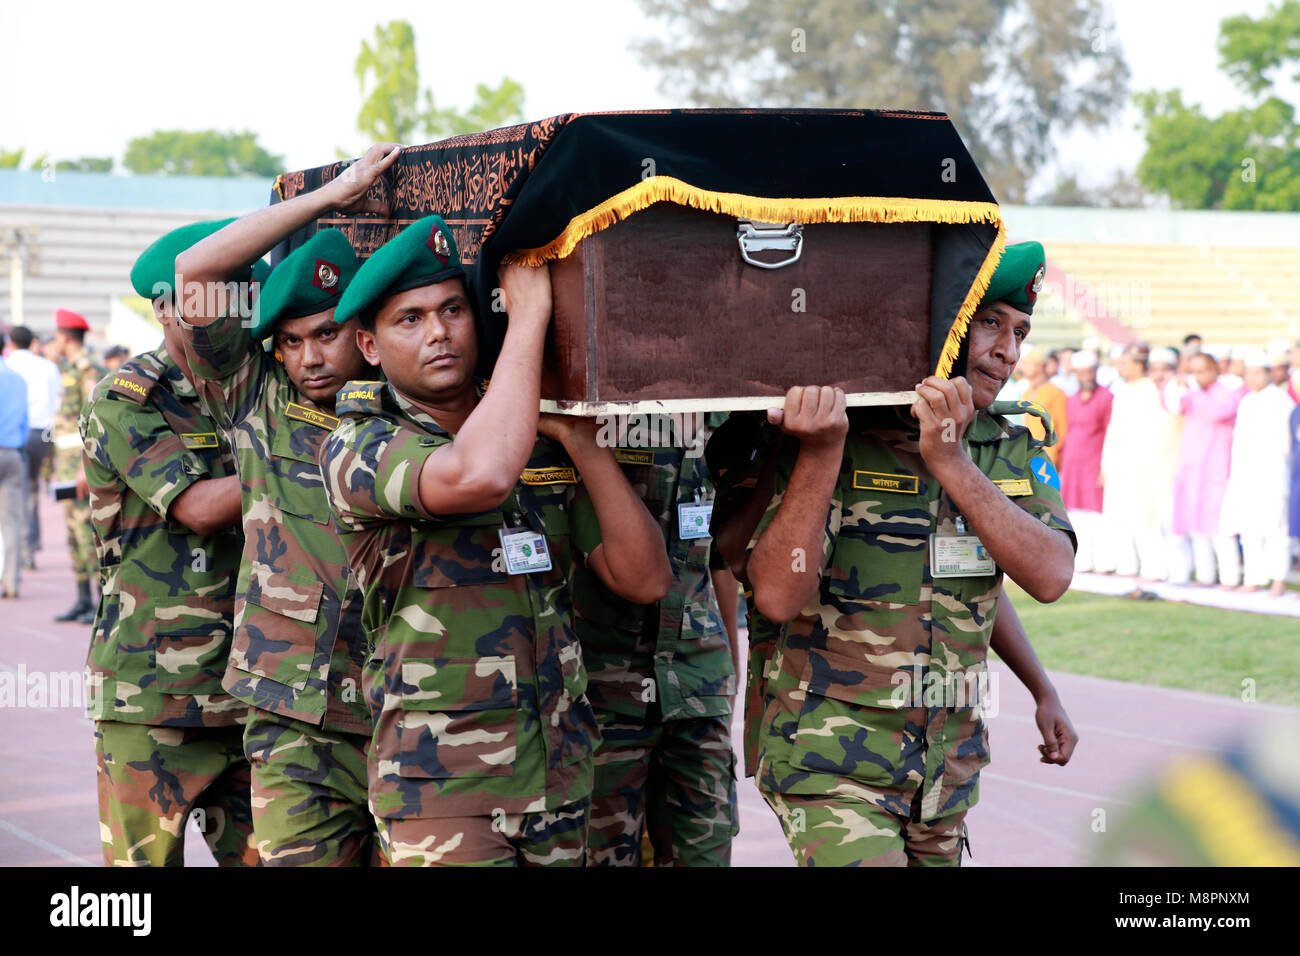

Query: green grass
[999,581,1300,707]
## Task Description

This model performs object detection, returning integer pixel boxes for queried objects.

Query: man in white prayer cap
[1219,349,1296,596]
[1102,345,1173,581]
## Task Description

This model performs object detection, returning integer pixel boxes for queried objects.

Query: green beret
[252,229,360,338]
[131,218,269,300]
[334,215,464,324]
[979,240,1046,315]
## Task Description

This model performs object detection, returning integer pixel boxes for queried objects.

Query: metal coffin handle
[736,221,804,270]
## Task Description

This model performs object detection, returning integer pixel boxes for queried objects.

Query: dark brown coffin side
[540,204,933,406]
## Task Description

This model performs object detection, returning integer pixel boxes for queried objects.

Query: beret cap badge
[315,260,340,290]
[428,227,450,264]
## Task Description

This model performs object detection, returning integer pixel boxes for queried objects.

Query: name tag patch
[613,449,655,466]
[498,528,553,575]
[181,432,218,449]
[520,466,577,486]
[853,470,919,494]
[285,402,340,431]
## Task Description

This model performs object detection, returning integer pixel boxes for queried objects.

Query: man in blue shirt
[0,329,30,598]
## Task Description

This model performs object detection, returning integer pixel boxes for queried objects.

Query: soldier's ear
[356,326,379,367]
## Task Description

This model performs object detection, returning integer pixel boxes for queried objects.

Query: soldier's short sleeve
[568,479,603,559]
[319,415,441,528]
[1013,435,1078,553]
[175,312,267,428]
[84,393,209,521]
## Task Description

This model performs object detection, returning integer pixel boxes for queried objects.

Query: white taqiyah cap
[1072,350,1099,369]
[1240,348,1270,369]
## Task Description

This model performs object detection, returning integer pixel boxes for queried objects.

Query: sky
[0,0,1286,200]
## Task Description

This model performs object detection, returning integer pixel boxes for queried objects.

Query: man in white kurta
[1102,347,1169,580]
[1219,352,1296,596]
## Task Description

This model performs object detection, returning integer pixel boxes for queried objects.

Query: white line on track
[0,817,92,866]
[980,772,1136,807]
[992,711,1234,752]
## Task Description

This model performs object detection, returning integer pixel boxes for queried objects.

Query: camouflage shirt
[176,312,370,735]
[710,405,1075,822]
[573,434,735,721]
[55,352,106,462]
[79,348,245,727]
[319,381,602,819]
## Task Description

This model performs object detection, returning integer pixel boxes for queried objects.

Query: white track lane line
[0,817,92,865]
[992,711,1235,752]
[980,771,1136,806]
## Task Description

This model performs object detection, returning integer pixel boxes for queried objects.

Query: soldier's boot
[76,580,98,624]
[55,580,93,622]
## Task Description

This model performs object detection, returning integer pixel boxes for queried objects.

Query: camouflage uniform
[709,405,1075,867]
[56,351,104,590]
[80,348,256,867]
[176,311,377,866]
[575,434,738,867]
[318,381,601,867]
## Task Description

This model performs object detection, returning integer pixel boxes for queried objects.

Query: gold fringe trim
[502,175,1002,266]
[934,219,1007,380]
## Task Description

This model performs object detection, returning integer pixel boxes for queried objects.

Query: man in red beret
[51,308,105,624]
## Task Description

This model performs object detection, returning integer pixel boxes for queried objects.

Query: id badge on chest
[678,493,713,540]
[498,527,553,575]
[930,517,996,578]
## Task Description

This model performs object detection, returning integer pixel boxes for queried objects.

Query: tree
[122,130,283,177]
[355,20,423,142]
[425,78,527,139]
[1137,0,1300,210]
[55,157,114,173]
[353,20,526,146]
[0,148,50,171]
[631,0,1130,203]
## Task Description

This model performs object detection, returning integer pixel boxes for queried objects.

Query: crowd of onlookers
[1001,334,1300,596]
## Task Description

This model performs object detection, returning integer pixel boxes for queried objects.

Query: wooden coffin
[542,204,931,414]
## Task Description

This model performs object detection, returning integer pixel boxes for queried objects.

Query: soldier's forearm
[990,587,1057,705]
[175,191,335,325]
[169,475,242,536]
[416,319,547,515]
[932,454,1073,603]
[569,440,672,604]
[748,442,840,622]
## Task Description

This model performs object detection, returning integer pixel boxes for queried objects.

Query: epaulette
[104,358,162,405]
[986,399,1057,447]
[334,380,387,417]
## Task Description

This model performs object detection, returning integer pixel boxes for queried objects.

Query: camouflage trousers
[762,789,968,867]
[243,710,379,866]
[61,498,96,586]
[94,720,258,867]
[588,709,738,867]
[376,799,590,867]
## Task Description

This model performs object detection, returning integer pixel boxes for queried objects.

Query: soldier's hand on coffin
[536,412,595,446]
[766,386,847,449]
[498,262,553,326]
[325,142,402,216]
[912,375,975,468]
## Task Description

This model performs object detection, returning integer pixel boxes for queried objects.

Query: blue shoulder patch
[1030,455,1060,492]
